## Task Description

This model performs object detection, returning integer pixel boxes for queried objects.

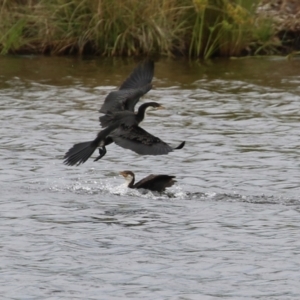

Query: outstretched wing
[119,60,154,90]
[99,84,151,113]
[111,125,175,155]
[99,60,154,114]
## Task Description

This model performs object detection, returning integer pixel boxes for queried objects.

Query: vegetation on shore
[0,0,288,58]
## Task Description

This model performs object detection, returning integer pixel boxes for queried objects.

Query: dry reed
[0,0,279,58]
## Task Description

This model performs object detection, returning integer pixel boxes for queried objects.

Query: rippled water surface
[1,56,300,299]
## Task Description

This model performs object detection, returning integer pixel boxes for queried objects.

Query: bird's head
[119,170,135,183]
[144,102,165,113]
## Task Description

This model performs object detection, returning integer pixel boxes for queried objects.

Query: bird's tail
[63,141,97,166]
[63,122,120,166]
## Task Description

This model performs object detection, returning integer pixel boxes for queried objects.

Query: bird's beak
[119,171,125,177]
[157,105,165,110]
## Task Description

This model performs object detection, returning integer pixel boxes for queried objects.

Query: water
[1,55,300,299]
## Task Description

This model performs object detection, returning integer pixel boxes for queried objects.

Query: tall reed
[0,0,278,58]
[188,0,275,58]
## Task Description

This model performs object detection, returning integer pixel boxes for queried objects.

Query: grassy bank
[0,0,280,58]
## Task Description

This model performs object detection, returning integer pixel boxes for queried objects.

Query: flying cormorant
[63,102,184,166]
[99,60,154,114]
[63,60,185,166]
[120,170,176,192]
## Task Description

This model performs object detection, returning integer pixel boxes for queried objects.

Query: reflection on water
[1,56,300,299]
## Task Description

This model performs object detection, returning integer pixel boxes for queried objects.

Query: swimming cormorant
[120,170,176,192]
[99,60,154,114]
[63,102,184,166]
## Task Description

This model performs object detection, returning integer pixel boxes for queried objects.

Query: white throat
[145,106,155,113]
[125,175,134,185]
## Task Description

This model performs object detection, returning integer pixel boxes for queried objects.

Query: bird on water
[119,170,176,193]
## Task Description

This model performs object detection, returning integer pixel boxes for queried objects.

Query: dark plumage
[63,102,185,166]
[99,60,154,114]
[99,101,164,128]
[110,124,185,156]
[63,122,120,166]
[120,170,176,192]
[100,101,184,157]
[63,60,186,166]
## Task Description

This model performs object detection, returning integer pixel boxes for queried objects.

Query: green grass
[0,0,281,58]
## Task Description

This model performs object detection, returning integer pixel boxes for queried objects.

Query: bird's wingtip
[175,141,185,150]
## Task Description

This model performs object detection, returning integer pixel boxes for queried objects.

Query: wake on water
[43,177,300,206]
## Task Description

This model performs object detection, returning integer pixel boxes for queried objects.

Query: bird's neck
[127,175,135,188]
[136,104,149,123]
